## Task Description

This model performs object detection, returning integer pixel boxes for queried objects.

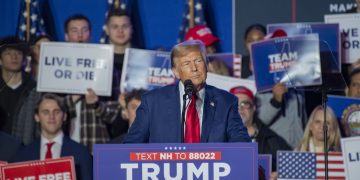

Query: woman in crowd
[296,105,341,152]
[241,24,266,79]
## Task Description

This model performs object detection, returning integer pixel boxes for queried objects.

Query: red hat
[229,86,254,100]
[185,25,220,46]
[265,29,287,40]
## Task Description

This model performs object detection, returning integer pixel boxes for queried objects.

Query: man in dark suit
[12,94,92,180]
[0,131,22,162]
[124,40,250,143]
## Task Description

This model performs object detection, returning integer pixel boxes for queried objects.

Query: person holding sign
[62,16,121,153]
[229,86,291,172]
[12,93,92,180]
[123,40,250,143]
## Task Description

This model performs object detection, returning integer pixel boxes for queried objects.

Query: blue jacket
[124,83,251,143]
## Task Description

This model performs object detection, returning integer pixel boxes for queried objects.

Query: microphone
[181,79,194,143]
[184,79,194,99]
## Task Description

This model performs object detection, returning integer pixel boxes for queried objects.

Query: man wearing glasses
[229,86,291,173]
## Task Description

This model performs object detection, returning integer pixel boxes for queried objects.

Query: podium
[94,143,258,180]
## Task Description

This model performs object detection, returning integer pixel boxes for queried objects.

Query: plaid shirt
[64,96,120,153]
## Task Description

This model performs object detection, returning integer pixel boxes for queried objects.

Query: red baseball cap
[185,25,220,46]
[229,86,254,101]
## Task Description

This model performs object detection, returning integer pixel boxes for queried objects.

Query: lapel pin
[210,102,215,107]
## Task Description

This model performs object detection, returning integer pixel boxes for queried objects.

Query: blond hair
[296,105,341,152]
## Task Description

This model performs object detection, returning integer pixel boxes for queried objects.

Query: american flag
[99,0,128,44]
[277,151,345,180]
[177,0,206,43]
[17,0,46,41]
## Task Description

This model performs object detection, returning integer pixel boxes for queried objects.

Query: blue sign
[328,95,360,120]
[268,23,340,72]
[94,143,258,180]
[259,155,271,180]
[251,34,322,92]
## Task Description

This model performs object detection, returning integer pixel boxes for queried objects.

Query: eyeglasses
[239,101,253,109]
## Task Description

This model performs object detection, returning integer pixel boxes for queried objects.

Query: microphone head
[184,79,194,98]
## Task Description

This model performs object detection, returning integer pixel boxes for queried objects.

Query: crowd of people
[1,3,360,179]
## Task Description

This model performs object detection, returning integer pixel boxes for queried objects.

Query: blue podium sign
[94,143,258,180]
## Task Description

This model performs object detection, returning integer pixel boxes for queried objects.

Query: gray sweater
[256,89,307,148]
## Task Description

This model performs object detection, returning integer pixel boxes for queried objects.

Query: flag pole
[189,0,194,28]
[25,0,31,41]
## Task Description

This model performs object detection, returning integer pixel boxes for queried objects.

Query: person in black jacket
[229,86,292,173]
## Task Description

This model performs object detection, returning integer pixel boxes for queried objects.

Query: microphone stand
[181,94,187,143]
[321,87,329,180]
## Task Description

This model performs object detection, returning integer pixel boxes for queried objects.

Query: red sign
[0,156,76,180]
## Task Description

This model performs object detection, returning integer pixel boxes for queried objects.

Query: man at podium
[123,40,250,143]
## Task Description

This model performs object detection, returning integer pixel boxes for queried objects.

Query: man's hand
[85,88,98,105]
[272,83,288,103]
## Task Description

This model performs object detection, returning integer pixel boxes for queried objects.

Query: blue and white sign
[94,143,258,180]
[251,34,322,92]
[341,137,360,180]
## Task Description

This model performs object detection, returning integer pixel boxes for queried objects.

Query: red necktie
[45,142,55,159]
[185,94,200,143]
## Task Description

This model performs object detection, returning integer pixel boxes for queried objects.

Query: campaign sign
[341,137,360,180]
[206,73,256,94]
[121,48,175,93]
[37,42,114,96]
[0,156,76,180]
[328,95,360,136]
[325,13,360,64]
[94,143,258,180]
[121,48,244,92]
[251,34,322,92]
[258,155,272,180]
[268,23,340,71]
[207,53,242,78]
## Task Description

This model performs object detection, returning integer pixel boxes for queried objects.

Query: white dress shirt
[40,131,64,160]
[179,81,205,134]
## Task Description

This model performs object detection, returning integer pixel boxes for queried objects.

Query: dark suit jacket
[123,83,251,143]
[12,136,92,180]
[0,131,22,162]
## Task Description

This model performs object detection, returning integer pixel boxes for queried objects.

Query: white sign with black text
[37,42,114,96]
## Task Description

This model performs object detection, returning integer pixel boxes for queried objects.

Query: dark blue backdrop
[0,0,232,52]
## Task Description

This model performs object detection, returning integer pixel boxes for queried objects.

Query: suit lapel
[201,85,216,142]
[167,83,181,141]
[33,138,41,159]
[60,136,70,157]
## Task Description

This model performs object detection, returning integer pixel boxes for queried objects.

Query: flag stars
[121,3,126,10]
[20,24,26,31]
[195,2,202,10]
[194,17,201,23]
[31,14,37,21]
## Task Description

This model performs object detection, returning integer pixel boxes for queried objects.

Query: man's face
[106,16,132,46]
[236,94,255,127]
[35,99,66,137]
[0,48,23,72]
[172,50,207,91]
[65,19,90,43]
[348,73,360,98]
[126,98,141,127]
